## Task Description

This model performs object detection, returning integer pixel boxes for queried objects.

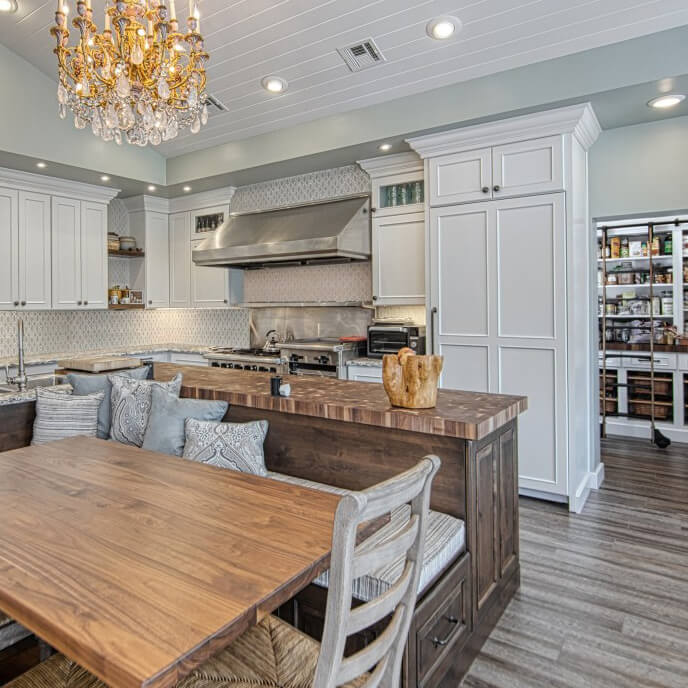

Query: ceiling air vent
[206,94,229,114]
[337,38,386,73]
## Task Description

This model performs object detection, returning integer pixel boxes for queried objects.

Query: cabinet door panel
[496,198,564,339]
[429,148,492,206]
[80,202,108,309]
[51,197,81,310]
[19,192,52,310]
[372,211,424,305]
[440,344,489,393]
[499,345,565,493]
[191,240,229,308]
[492,136,564,198]
[0,188,19,309]
[475,441,498,611]
[169,212,191,308]
[145,212,170,308]
[432,204,490,338]
[499,425,518,577]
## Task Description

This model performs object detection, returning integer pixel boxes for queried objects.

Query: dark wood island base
[155,364,526,688]
[0,364,526,688]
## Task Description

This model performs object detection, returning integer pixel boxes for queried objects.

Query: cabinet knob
[481,187,489,194]
[20,301,26,306]
[223,299,228,304]
[148,300,152,305]
[493,185,501,192]
[372,295,378,301]
[13,301,19,307]
[77,300,82,306]
[84,300,88,306]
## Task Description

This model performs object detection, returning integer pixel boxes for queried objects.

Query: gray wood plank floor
[460,437,688,688]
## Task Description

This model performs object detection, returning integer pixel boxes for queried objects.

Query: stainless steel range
[204,348,286,374]
[203,338,365,379]
[280,338,365,379]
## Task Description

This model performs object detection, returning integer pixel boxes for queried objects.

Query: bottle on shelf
[620,237,629,258]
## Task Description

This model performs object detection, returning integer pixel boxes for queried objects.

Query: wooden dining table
[0,437,343,688]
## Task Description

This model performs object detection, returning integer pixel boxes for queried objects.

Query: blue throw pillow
[142,385,228,456]
[67,366,150,439]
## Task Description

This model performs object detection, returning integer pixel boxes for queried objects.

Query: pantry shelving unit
[597,215,688,443]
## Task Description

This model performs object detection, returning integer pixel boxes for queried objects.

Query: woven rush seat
[5,616,367,688]
[267,471,466,602]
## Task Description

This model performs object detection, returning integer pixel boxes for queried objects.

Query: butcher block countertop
[154,364,527,441]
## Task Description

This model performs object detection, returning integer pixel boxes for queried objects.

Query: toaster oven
[367,325,426,358]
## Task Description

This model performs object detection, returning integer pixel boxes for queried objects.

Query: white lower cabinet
[52,197,107,310]
[347,365,382,383]
[430,194,569,500]
[372,211,425,305]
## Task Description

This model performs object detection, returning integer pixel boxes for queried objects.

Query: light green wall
[167,26,688,185]
[590,116,688,219]
[0,42,165,184]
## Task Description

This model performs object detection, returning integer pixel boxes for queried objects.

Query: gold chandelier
[51,0,209,146]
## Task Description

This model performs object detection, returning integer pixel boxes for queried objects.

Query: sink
[0,375,66,395]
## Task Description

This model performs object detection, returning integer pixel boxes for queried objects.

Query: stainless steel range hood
[192,195,371,269]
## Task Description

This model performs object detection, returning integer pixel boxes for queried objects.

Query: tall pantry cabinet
[408,104,602,512]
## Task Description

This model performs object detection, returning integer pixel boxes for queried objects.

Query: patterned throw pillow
[183,418,269,476]
[31,388,104,445]
[109,373,183,447]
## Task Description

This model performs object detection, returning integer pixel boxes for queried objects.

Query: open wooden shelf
[108,303,145,310]
[108,250,145,258]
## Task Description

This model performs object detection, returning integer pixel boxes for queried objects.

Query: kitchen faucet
[5,319,27,392]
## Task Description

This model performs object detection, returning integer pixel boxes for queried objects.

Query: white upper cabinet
[0,188,19,310]
[52,198,107,310]
[19,192,52,310]
[429,148,492,206]
[169,211,191,308]
[80,202,108,309]
[372,211,425,306]
[191,239,232,308]
[492,135,564,198]
[52,197,82,310]
[145,211,170,308]
[358,152,426,306]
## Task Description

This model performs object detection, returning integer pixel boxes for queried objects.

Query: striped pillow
[31,388,104,446]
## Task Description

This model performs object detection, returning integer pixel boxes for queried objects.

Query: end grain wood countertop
[154,364,527,441]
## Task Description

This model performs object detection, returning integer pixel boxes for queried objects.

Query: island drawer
[410,553,471,688]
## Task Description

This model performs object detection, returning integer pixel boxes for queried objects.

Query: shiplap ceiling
[1,0,688,159]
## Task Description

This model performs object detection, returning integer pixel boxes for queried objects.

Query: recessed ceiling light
[261,76,288,94]
[148,185,156,192]
[0,0,18,14]
[36,162,47,169]
[183,186,192,192]
[100,175,110,182]
[647,94,685,109]
[378,143,392,152]
[426,16,461,40]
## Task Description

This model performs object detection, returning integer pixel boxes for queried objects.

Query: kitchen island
[154,363,527,688]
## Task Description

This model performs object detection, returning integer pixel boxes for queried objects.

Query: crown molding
[0,166,120,203]
[407,103,601,157]
[168,186,236,213]
[357,152,423,179]
[121,195,170,214]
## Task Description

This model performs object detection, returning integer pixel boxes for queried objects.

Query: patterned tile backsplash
[0,309,249,359]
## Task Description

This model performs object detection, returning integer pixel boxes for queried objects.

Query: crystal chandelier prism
[51,0,209,146]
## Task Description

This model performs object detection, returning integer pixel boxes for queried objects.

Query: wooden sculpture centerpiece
[382,348,444,409]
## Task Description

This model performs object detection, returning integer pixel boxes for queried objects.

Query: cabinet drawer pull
[13,301,19,307]
[493,185,501,192]
[20,301,26,306]
[481,186,489,194]
[430,616,459,648]
[77,301,82,306]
